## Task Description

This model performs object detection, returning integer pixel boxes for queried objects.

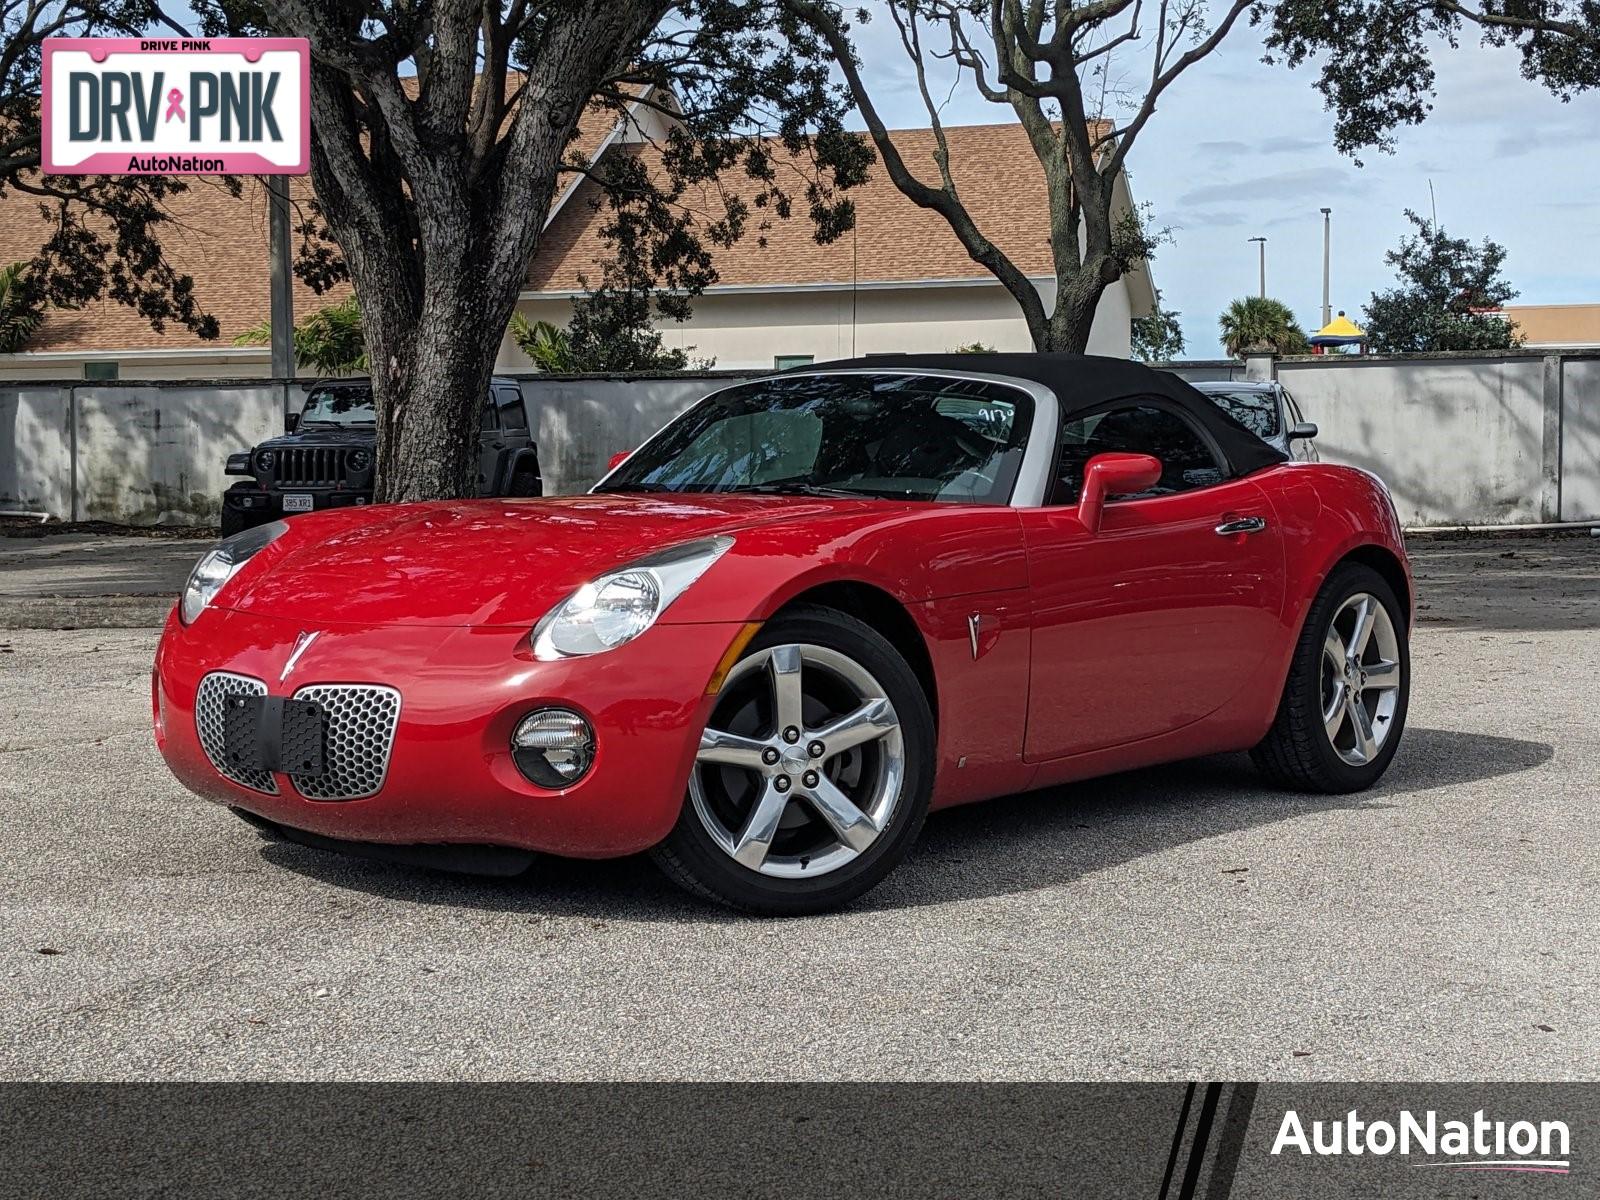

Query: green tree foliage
[784,0,1598,353]
[566,285,711,372]
[234,295,368,374]
[1218,297,1310,358]
[1132,297,1186,362]
[0,261,44,353]
[950,342,996,354]
[1363,211,1523,354]
[511,294,712,373]
[509,316,580,373]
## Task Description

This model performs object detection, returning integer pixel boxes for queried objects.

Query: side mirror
[606,450,632,472]
[284,412,300,433]
[1289,420,1318,440]
[1077,452,1163,534]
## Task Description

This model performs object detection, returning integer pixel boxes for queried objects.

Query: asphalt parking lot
[1,527,1597,1081]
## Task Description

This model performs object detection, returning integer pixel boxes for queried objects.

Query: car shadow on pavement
[253,726,1553,920]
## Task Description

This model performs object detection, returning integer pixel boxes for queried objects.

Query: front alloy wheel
[652,606,934,914]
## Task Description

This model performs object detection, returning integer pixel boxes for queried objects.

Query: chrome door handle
[1215,516,1268,536]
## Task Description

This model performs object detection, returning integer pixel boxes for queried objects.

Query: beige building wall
[1502,304,1600,348]
[500,277,1135,372]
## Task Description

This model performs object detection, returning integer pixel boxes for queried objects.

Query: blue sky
[843,12,1600,356]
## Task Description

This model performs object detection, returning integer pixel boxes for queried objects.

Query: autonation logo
[1272,1108,1571,1174]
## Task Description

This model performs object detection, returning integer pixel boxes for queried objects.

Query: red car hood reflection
[221,494,896,628]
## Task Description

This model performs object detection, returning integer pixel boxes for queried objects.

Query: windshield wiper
[597,481,675,493]
[726,483,863,499]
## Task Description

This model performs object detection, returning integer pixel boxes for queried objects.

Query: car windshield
[1201,388,1279,439]
[300,386,375,426]
[600,373,1034,504]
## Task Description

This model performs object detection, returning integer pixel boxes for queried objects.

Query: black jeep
[221,376,542,536]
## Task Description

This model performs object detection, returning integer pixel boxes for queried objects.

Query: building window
[83,362,119,381]
[773,354,813,370]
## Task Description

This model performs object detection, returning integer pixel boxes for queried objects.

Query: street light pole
[1320,208,1332,328]
[267,176,294,424]
[1248,236,1267,298]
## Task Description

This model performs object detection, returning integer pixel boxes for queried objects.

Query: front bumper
[223,483,373,522]
[153,606,742,858]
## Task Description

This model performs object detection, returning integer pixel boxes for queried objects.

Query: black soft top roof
[798,352,1288,476]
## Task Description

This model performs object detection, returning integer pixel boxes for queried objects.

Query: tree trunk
[366,285,505,503]
[1033,266,1115,353]
[279,0,665,505]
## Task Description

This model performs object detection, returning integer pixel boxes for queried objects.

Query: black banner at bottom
[2,1083,1591,1197]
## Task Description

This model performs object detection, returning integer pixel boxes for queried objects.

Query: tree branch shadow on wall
[253,726,1552,919]
[1286,358,1549,527]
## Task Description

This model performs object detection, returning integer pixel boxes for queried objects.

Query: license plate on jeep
[282,493,314,513]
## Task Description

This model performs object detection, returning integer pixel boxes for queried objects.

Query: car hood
[256,426,376,450]
[221,494,894,627]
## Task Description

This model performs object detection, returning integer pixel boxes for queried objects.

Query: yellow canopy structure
[1311,312,1366,345]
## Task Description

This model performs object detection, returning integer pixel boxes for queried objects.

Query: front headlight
[532,536,733,660]
[180,520,289,625]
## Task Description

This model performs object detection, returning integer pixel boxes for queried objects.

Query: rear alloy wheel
[1252,562,1410,792]
[1320,591,1404,768]
[651,606,933,915]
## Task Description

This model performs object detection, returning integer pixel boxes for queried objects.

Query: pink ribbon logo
[164,88,185,123]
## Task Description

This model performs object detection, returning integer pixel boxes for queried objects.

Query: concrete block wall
[0,380,283,523]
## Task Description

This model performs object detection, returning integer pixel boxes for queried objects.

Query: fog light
[512,708,595,788]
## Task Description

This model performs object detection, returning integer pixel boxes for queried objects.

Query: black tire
[650,605,935,916]
[1251,561,1410,793]
[507,467,542,497]
[219,506,253,539]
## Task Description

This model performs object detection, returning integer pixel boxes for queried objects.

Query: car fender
[1255,463,1413,705]
[502,446,542,495]
[659,507,1035,808]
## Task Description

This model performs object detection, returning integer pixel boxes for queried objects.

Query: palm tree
[234,295,367,374]
[1218,297,1310,358]
[509,313,580,372]
[0,261,44,354]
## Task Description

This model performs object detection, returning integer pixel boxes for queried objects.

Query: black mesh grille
[277,446,348,486]
[290,684,402,800]
[195,672,278,794]
[195,674,400,801]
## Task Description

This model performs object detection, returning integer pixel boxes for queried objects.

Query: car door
[1020,399,1286,761]
[476,395,504,495]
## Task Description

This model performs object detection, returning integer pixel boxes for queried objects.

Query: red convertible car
[154,355,1412,914]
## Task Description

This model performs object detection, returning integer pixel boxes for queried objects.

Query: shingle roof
[0,172,344,353]
[528,122,1075,293]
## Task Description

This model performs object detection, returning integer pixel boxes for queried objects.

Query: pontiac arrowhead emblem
[280,630,320,682]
